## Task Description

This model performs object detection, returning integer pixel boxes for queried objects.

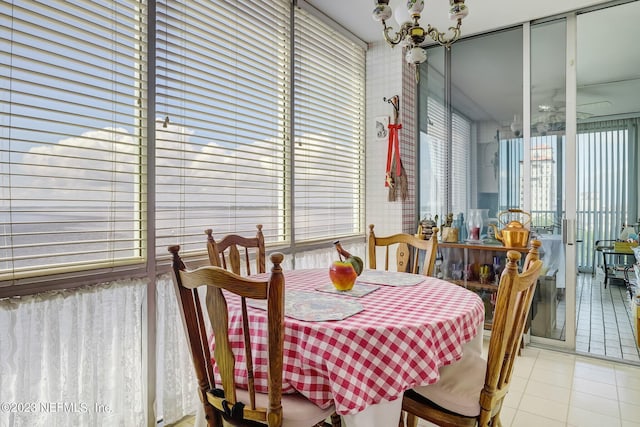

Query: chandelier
[372,0,469,78]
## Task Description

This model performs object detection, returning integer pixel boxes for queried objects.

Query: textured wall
[365,42,418,236]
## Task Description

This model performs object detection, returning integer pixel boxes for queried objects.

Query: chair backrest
[368,224,439,275]
[169,245,285,427]
[205,224,266,275]
[479,240,543,426]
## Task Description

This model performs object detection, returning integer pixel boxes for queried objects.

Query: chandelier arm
[425,21,462,48]
[382,21,412,46]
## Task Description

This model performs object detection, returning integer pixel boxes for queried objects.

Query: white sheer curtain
[0,244,369,427]
[156,273,200,425]
[290,242,366,271]
[0,280,145,427]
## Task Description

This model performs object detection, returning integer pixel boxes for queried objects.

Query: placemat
[356,269,426,287]
[315,282,380,298]
[247,289,364,322]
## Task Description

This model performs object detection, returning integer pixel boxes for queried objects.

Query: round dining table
[212,268,485,427]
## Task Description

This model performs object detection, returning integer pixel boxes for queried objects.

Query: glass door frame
[525,16,578,351]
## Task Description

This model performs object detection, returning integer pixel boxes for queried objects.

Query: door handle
[562,218,576,245]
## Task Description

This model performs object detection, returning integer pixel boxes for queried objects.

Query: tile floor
[417,341,640,427]
[575,271,639,362]
[169,341,640,427]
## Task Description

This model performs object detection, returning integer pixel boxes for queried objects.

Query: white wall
[365,42,405,237]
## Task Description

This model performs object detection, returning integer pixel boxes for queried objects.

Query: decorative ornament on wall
[383,95,408,202]
[375,116,389,140]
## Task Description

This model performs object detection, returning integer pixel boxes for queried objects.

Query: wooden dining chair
[169,246,341,427]
[368,224,439,275]
[400,241,544,427]
[205,224,265,275]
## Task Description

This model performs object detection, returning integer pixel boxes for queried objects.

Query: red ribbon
[385,123,402,187]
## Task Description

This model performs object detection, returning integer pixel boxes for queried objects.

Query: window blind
[293,7,365,242]
[0,1,146,281]
[420,97,447,217]
[155,0,291,255]
[576,119,636,270]
[451,112,470,215]
[498,137,524,210]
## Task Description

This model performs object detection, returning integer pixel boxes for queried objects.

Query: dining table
[202,268,485,427]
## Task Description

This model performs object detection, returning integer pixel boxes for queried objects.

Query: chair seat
[410,334,487,417]
[403,244,544,427]
[222,388,337,427]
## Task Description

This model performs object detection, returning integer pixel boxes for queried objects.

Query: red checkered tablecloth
[216,268,484,416]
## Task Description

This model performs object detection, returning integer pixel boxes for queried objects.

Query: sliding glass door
[419,2,640,354]
[528,18,573,345]
[574,2,640,359]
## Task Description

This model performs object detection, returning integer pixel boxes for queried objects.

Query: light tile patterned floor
[576,271,639,362]
[416,341,640,427]
[169,340,640,427]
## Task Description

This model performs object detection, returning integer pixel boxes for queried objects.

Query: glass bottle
[467,209,483,241]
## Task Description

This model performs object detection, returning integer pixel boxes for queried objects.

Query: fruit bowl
[329,261,357,291]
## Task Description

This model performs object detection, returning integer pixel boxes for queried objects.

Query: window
[420,96,448,217]
[293,7,366,242]
[1,1,366,288]
[154,1,291,254]
[1,1,146,282]
[155,1,366,255]
[419,95,471,218]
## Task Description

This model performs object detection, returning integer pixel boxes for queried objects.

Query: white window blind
[498,137,523,210]
[0,1,146,281]
[293,8,365,242]
[420,97,447,216]
[577,119,637,270]
[419,97,470,217]
[155,0,291,254]
[451,112,470,215]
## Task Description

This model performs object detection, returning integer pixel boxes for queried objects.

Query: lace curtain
[156,274,199,424]
[0,243,366,426]
[0,279,145,427]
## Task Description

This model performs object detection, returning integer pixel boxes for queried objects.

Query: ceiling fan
[532,100,613,134]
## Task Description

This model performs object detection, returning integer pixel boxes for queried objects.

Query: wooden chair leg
[330,412,342,427]
[406,412,418,427]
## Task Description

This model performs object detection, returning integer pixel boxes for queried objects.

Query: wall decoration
[375,116,389,140]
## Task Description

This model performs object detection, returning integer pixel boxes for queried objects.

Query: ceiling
[305,0,640,128]
[305,0,614,44]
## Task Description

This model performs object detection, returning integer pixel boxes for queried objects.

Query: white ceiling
[306,0,640,126]
[305,0,614,44]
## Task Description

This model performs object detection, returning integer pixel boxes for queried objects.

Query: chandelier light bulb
[405,46,428,64]
[407,0,425,15]
[449,2,469,20]
[372,3,392,22]
[391,0,411,26]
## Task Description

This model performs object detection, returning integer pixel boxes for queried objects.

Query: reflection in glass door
[528,18,572,344]
[574,2,640,362]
